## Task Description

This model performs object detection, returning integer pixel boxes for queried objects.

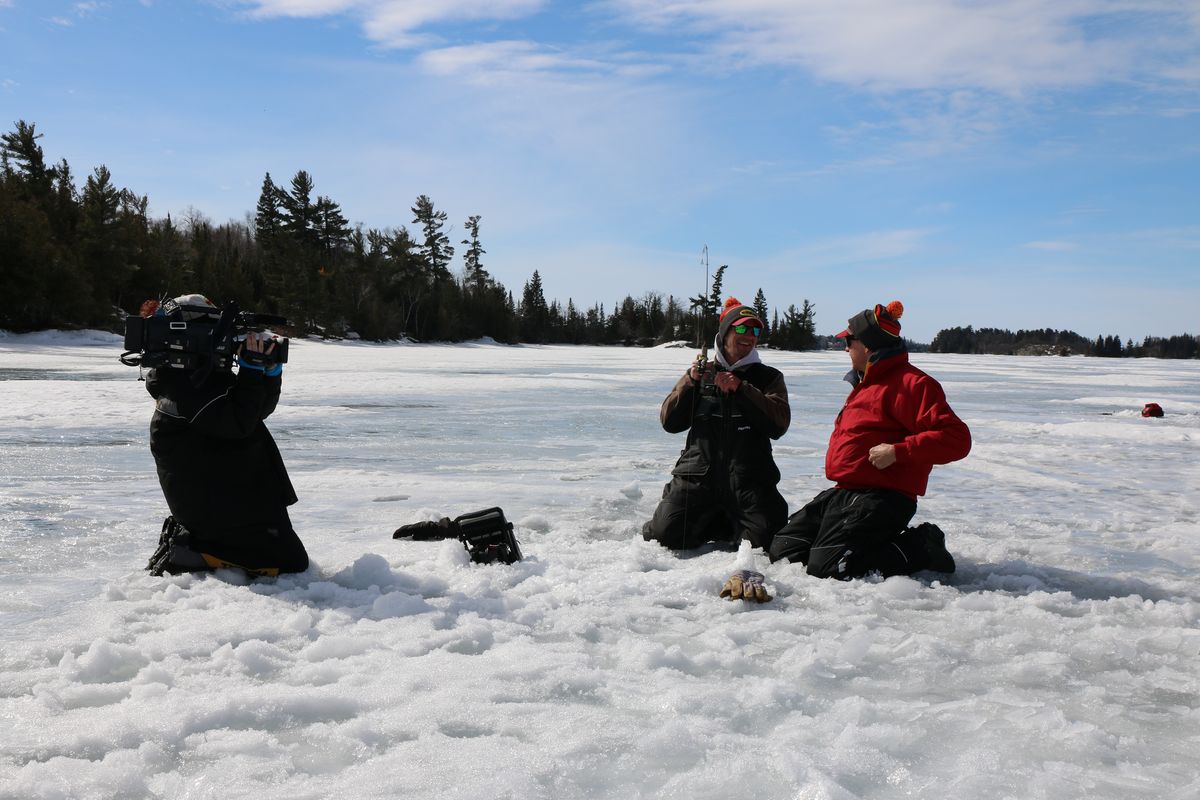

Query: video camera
[392,507,523,565]
[120,299,289,371]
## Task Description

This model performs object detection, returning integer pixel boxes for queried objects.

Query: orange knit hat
[836,300,904,349]
[717,297,765,339]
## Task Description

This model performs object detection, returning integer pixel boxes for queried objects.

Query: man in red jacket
[769,301,971,579]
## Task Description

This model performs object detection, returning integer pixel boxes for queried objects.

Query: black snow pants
[768,487,930,579]
[190,507,309,575]
[642,476,787,552]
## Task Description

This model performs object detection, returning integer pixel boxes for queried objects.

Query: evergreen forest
[2,120,1195,358]
[0,121,818,349]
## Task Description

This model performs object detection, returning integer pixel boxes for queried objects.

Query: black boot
[912,522,955,573]
[147,517,212,576]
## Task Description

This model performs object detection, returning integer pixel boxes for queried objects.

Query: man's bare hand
[243,332,276,357]
[714,371,741,393]
[868,443,897,469]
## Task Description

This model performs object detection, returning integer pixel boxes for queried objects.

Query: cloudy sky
[2,1,1197,341]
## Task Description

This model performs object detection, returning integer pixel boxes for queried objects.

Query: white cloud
[218,0,1198,188]
[45,1,107,25]
[366,0,543,48]
[238,0,360,19]
[606,0,1200,94]
[419,40,606,81]
[230,0,1198,97]
[236,0,545,47]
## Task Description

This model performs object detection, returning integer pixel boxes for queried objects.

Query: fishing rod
[697,244,710,366]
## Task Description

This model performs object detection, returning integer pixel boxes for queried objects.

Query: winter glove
[719,570,771,603]
[238,335,282,375]
[239,349,273,369]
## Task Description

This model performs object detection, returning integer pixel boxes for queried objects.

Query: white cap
[170,294,217,321]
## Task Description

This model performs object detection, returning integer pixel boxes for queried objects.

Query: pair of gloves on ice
[719,570,771,603]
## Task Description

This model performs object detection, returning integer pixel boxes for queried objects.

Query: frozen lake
[1,332,1197,799]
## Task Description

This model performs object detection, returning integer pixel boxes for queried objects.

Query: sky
[1,1,1198,342]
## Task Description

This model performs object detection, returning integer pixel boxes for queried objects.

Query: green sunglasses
[732,324,762,336]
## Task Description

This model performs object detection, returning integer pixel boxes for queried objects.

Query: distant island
[927,327,1197,359]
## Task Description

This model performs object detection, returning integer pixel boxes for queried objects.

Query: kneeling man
[770,301,970,578]
[643,297,790,552]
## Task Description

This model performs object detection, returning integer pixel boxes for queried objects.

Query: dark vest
[670,362,782,488]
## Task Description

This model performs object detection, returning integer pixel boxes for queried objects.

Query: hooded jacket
[826,349,970,499]
[660,343,790,488]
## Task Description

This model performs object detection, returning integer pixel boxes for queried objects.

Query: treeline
[930,327,1199,359]
[1088,334,1198,359]
[0,120,820,349]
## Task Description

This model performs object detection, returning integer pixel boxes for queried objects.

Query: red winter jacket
[825,351,971,499]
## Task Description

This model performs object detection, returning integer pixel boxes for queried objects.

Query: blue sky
[2,1,1198,342]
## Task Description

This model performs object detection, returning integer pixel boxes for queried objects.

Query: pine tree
[277,170,324,326]
[282,170,318,245]
[687,263,728,345]
[774,300,817,350]
[383,226,425,337]
[411,195,454,281]
[798,299,816,349]
[707,264,728,317]
[314,196,349,256]
[520,269,549,342]
[0,120,52,197]
[78,165,130,320]
[461,214,488,294]
[753,288,769,341]
[253,173,284,243]
[49,158,80,242]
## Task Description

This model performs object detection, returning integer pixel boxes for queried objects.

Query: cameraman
[143,294,308,577]
[642,297,790,552]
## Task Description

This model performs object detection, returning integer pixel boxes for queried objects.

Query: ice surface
[1,332,1197,799]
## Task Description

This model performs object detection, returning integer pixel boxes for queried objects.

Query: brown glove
[719,570,771,603]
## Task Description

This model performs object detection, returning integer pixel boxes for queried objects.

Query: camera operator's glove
[239,348,275,369]
[719,570,771,603]
[239,333,282,375]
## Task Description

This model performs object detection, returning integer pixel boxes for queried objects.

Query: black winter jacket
[146,366,297,536]
[660,361,790,490]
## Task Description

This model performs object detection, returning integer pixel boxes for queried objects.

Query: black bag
[393,506,522,564]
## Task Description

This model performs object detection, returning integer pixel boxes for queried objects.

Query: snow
[1,332,1198,799]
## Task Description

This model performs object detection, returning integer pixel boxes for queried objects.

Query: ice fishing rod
[684,245,712,542]
[698,244,710,361]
